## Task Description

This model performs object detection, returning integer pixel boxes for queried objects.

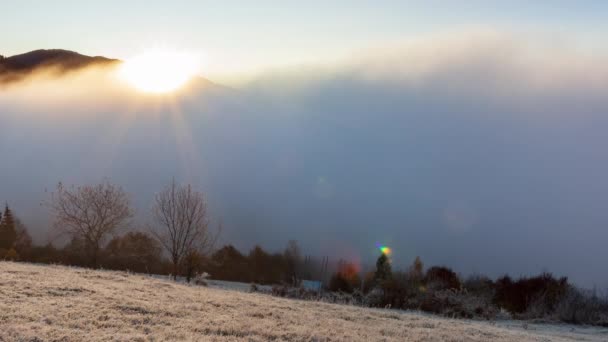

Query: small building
[301,280,322,291]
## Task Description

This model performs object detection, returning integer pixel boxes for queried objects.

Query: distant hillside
[0,49,119,83]
[0,49,226,91]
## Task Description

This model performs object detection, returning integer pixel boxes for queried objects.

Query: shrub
[380,271,425,309]
[0,205,17,250]
[379,273,408,308]
[374,253,392,281]
[193,272,209,286]
[329,272,355,293]
[554,286,608,326]
[272,285,288,297]
[363,287,384,307]
[425,266,461,291]
[182,250,206,283]
[494,273,568,316]
[440,289,499,319]
[361,271,376,294]
[26,243,62,264]
[329,262,361,293]
[61,236,89,267]
[248,245,284,284]
[463,275,494,296]
[209,245,249,281]
[14,217,32,259]
[0,248,19,261]
[104,232,164,274]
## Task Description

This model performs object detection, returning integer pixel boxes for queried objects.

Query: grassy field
[0,262,605,341]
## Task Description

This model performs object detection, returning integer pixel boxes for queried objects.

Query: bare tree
[284,240,302,286]
[151,180,219,280]
[49,181,133,268]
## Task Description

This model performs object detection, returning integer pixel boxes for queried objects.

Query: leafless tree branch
[150,179,219,280]
[48,181,133,268]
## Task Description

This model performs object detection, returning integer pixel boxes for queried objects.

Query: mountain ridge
[0,49,120,83]
[0,49,225,91]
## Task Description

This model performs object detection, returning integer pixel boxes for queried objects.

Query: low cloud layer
[2,34,608,286]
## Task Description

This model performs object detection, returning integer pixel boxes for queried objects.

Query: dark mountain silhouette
[0,49,226,91]
[0,49,119,84]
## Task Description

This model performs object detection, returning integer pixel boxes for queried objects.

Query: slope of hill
[0,48,225,92]
[0,49,118,83]
[0,262,605,341]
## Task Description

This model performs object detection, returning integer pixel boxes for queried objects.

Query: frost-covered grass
[1,262,606,341]
[150,274,273,293]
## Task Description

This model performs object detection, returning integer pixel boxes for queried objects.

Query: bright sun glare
[119,49,199,94]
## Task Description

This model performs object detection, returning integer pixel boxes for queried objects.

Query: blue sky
[3,1,607,80]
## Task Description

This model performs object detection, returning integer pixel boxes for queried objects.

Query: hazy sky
[4,1,608,82]
[2,2,608,287]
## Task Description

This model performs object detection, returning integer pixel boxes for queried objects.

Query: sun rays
[118,48,200,94]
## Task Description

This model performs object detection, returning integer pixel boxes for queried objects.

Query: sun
[118,49,200,94]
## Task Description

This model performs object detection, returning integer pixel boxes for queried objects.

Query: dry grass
[0,262,605,341]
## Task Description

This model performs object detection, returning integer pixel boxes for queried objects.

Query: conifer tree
[0,204,17,250]
[411,256,424,279]
[374,252,392,281]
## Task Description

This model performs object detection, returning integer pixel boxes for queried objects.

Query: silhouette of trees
[182,249,205,283]
[5,181,604,325]
[248,245,275,284]
[209,245,248,281]
[425,266,461,291]
[374,253,392,282]
[61,236,88,266]
[284,240,302,286]
[48,181,133,268]
[27,243,61,264]
[0,204,17,250]
[200,244,298,285]
[105,231,163,274]
[0,204,19,259]
[151,180,218,280]
[494,272,568,315]
[14,216,32,259]
[329,261,361,293]
[410,256,424,280]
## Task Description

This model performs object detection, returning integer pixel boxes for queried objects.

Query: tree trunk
[172,259,178,280]
[89,241,99,269]
[91,248,98,269]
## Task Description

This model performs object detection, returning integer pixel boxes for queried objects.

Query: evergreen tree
[374,252,392,281]
[14,217,32,255]
[0,204,17,250]
[410,256,424,279]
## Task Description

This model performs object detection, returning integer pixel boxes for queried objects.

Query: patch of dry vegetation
[0,262,605,341]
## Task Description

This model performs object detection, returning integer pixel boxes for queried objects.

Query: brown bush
[494,273,568,316]
[104,232,164,274]
[425,266,461,291]
[329,262,361,293]
[554,286,608,326]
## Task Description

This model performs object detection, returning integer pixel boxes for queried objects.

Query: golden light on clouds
[118,48,200,94]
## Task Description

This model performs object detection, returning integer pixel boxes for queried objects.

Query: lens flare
[377,244,392,255]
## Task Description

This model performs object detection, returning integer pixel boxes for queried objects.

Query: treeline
[0,201,317,286]
[0,205,32,260]
[3,230,312,288]
[1,180,214,279]
[0,202,169,274]
[0,179,320,285]
[1,180,607,326]
[311,254,608,326]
